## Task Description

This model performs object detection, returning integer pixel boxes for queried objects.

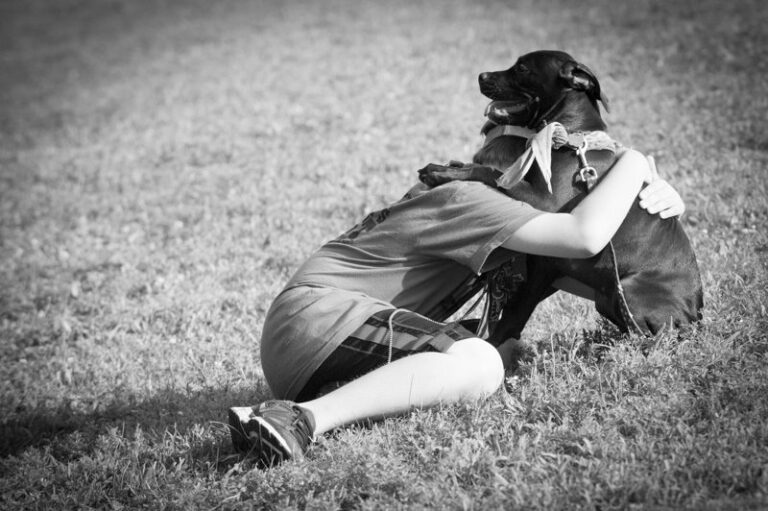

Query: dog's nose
[479,72,490,83]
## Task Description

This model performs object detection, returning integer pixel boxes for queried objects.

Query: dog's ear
[559,61,610,113]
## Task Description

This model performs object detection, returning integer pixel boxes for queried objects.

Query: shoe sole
[228,407,255,454]
[228,407,296,466]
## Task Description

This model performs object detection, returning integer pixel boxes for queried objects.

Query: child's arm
[502,149,652,258]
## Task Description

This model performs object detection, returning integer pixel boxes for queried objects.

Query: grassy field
[1,0,767,509]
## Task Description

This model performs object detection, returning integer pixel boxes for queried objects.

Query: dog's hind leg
[604,270,702,335]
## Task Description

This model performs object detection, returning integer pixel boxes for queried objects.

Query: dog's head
[480,50,609,129]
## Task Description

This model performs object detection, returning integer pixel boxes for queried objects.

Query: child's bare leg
[300,336,504,435]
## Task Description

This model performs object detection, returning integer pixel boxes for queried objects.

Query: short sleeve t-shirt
[260,181,543,399]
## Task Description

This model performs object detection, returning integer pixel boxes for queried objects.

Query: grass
[1,0,767,509]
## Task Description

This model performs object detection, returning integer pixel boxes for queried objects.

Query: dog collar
[494,123,623,193]
[482,124,537,147]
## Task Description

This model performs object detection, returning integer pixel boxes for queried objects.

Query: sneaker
[228,400,315,466]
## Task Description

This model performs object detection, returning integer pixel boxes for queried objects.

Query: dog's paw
[417,163,457,187]
[497,337,537,373]
[513,341,537,364]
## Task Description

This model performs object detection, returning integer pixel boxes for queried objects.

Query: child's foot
[228,400,315,467]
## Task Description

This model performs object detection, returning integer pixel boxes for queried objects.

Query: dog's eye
[516,64,530,75]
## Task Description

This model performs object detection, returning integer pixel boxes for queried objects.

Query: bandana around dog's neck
[483,122,622,193]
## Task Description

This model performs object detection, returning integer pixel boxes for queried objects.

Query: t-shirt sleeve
[415,181,544,274]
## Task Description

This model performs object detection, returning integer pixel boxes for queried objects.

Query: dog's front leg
[485,258,560,370]
[418,162,501,188]
[495,337,536,371]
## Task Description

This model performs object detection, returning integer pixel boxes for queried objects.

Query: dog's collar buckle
[574,166,598,189]
[573,141,599,190]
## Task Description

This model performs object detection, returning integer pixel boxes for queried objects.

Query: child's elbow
[554,222,607,258]
[575,232,607,258]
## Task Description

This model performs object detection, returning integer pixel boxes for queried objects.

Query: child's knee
[448,337,504,397]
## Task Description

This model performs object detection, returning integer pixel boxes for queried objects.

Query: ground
[1,0,767,509]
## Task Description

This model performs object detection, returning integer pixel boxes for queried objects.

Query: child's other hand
[638,156,685,218]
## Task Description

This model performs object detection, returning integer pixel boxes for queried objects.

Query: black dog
[420,50,703,349]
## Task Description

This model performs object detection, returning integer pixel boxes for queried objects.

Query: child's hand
[638,156,685,218]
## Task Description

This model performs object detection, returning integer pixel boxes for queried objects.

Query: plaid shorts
[294,309,475,401]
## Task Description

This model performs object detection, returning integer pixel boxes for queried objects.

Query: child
[229,150,684,467]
